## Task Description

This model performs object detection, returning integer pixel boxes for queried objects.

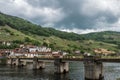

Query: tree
[24,37,31,42]
[31,40,41,46]
[0,20,5,26]
[42,42,48,47]
[49,43,54,49]
[80,50,85,54]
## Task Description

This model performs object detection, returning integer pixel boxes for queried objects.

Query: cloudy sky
[0,0,120,34]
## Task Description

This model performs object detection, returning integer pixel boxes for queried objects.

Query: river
[0,62,120,80]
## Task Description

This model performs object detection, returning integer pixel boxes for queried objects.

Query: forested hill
[82,31,120,45]
[0,12,120,44]
[0,12,83,41]
[0,12,120,53]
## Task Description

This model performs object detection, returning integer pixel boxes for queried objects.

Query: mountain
[0,12,119,53]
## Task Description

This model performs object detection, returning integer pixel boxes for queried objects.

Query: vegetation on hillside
[82,31,120,49]
[0,12,84,41]
[0,12,120,53]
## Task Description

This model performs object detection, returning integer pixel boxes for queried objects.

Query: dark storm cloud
[25,0,120,29]
[0,0,120,34]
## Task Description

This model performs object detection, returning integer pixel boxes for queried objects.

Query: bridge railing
[8,55,120,61]
[8,55,84,59]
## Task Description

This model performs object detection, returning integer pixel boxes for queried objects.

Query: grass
[0,25,27,41]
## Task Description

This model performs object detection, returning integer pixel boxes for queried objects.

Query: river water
[0,62,120,80]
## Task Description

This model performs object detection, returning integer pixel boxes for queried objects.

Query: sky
[0,0,120,34]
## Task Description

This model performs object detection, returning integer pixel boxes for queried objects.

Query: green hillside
[82,31,120,48]
[0,12,83,41]
[0,25,27,41]
[0,12,119,53]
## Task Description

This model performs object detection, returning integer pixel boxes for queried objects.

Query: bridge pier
[15,58,21,67]
[38,61,45,69]
[54,58,69,73]
[19,61,27,67]
[22,61,27,66]
[84,56,104,80]
[33,57,45,69]
[8,58,19,66]
[8,58,26,67]
[33,56,38,69]
[7,58,14,65]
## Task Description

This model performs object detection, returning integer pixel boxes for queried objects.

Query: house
[25,46,52,53]
[37,46,51,52]
[94,48,115,56]
[0,49,13,57]
[24,52,38,57]
[59,51,68,56]
[75,50,80,54]
[0,41,12,46]
[27,47,37,52]
[52,51,64,58]
[84,53,91,56]
[20,44,25,48]
[11,45,52,58]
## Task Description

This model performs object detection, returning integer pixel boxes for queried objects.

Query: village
[0,41,117,59]
[0,41,70,58]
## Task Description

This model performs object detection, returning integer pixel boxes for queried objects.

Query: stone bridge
[6,56,120,80]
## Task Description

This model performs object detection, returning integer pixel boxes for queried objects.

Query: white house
[26,46,52,53]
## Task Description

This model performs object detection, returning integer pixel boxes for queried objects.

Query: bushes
[24,37,41,46]
[12,40,24,44]
[0,20,5,26]
[0,44,19,49]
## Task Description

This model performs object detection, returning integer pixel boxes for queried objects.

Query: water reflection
[0,62,119,80]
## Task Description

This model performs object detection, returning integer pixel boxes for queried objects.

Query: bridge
[6,56,120,80]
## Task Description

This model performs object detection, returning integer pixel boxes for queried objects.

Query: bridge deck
[8,57,120,63]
